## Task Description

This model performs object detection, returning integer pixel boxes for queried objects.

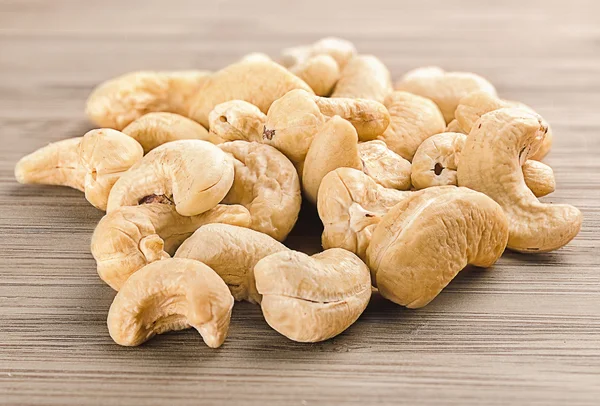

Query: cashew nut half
[280,37,357,71]
[457,108,582,252]
[107,140,234,216]
[366,187,509,308]
[175,224,288,304]
[91,203,251,291]
[254,248,371,343]
[331,55,392,103]
[107,258,234,348]
[219,141,301,241]
[395,66,497,124]
[208,100,266,143]
[15,129,143,210]
[86,70,210,130]
[290,54,341,97]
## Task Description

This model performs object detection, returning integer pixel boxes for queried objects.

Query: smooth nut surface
[331,55,392,103]
[290,54,341,97]
[208,100,266,143]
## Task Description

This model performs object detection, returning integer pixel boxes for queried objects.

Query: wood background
[1,0,599,405]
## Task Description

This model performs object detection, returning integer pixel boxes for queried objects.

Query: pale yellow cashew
[208,100,266,143]
[280,37,357,70]
[290,54,341,97]
[358,141,412,190]
[331,55,392,103]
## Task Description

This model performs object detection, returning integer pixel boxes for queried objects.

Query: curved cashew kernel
[366,187,509,308]
[280,37,357,70]
[219,141,301,241]
[15,129,143,210]
[208,100,266,143]
[175,224,288,304]
[107,258,234,348]
[254,248,371,343]
[290,54,340,97]
[188,60,313,128]
[358,141,412,191]
[91,203,250,291]
[331,55,392,103]
[377,91,446,161]
[262,89,390,164]
[457,108,582,252]
[86,70,210,130]
[455,91,553,160]
[122,112,219,153]
[395,66,497,124]
[411,132,556,198]
[107,140,234,216]
[317,168,409,260]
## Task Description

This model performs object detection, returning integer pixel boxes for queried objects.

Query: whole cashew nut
[289,54,341,97]
[175,224,288,304]
[107,140,234,216]
[122,112,219,153]
[331,55,392,103]
[254,248,371,343]
[395,66,497,124]
[219,141,301,241]
[280,37,357,70]
[457,108,582,252]
[91,203,251,291]
[208,100,266,143]
[15,129,143,210]
[366,187,509,308]
[107,258,234,348]
[86,70,210,130]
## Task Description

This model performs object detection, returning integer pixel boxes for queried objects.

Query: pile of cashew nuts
[15,38,582,347]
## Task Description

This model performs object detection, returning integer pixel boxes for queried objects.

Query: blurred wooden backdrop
[1,0,599,405]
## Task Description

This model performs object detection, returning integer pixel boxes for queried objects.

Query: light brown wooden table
[1,1,599,405]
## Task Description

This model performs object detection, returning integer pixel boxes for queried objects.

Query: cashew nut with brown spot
[280,37,357,71]
[331,55,393,103]
[289,54,341,97]
[208,100,266,143]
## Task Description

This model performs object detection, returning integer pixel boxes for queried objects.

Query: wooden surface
[1,1,599,405]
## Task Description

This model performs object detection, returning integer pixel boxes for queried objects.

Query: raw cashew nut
[317,168,409,260]
[262,89,390,164]
[377,91,446,161]
[208,100,266,143]
[254,248,371,343]
[331,55,392,103]
[188,59,313,127]
[455,91,553,160]
[219,141,301,241]
[280,37,357,70]
[122,112,219,153]
[457,108,582,252]
[411,132,556,198]
[107,258,234,348]
[366,187,509,308]
[358,141,412,190]
[15,129,143,210]
[175,224,288,304]
[395,66,497,123]
[86,70,210,130]
[290,54,340,97]
[107,140,234,216]
[91,203,251,291]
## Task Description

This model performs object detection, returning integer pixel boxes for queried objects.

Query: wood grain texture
[1,0,599,405]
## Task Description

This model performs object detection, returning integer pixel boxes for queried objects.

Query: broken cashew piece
[122,112,219,153]
[522,160,555,198]
[254,248,371,343]
[331,55,392,103]
[358,141,412,190]
[208,100,266,143]
[175,224,288,304]
[86,70,210,130]
[219,141,301,241]
[290,54,341,97]
[457,108,582,252]
[91,203,251,291]
[366,187,509,308]
[15,129,143,210]
[107,258,234,348]
[107,140,234,216]
[280,37,357,70]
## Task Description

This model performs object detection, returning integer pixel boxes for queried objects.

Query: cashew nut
[219,141,301,241]
[366,187,509,308]
[280,37,356,70]
[522,160,556,198]
[331,55,392,103]
[289,54,340,97]
[107,140,234,216]
[395,66,497,124]
[254,248,371,343]
[175,224,288,304]
[208,100,266,143]
[377,91,446,161]
[188,59,313,128]
[262,89,390,164]
[122,112,219,153]
[15,129,143,210]
[107,258,234,348]
[445,119,464,133]
[91,203,251,291]
[457,108,582,252]
[358,141,412,190]
[86,70,210,130]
